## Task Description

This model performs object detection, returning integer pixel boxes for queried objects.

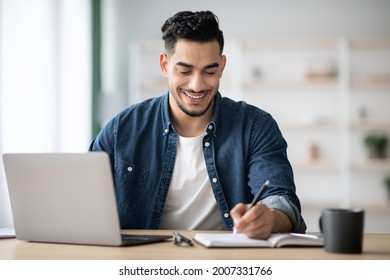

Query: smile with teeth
[182,90,207,99]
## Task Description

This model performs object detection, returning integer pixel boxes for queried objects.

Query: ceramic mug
[319,208,364,253]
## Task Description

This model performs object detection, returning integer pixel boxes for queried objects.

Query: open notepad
[194,232,323,248]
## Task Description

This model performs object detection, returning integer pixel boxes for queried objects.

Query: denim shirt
[89,92,307,233]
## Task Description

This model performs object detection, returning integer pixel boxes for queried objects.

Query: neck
[171,112,211,137]
[169,93,214,137]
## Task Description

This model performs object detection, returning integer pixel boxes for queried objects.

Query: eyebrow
[175,61,220,70]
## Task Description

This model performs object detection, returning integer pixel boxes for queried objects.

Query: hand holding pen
[232,180,269,234]
[230,180,279,239]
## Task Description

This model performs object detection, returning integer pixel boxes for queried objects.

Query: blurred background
[1,0,390,233]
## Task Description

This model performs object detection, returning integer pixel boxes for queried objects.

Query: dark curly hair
[161,11,224,55]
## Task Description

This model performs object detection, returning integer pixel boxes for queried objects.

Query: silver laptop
[2,152,171,246]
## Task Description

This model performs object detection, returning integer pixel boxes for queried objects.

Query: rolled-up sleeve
[262,195,307,233]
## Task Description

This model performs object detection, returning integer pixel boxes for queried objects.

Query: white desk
[1,230,389,260]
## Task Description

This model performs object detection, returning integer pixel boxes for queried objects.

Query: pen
[233,180,270,234]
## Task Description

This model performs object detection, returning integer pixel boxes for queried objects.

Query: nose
[188,73,206,93]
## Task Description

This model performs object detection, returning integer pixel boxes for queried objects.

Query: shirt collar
[161,92,173,135]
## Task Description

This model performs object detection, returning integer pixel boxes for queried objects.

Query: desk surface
[1,230,389,260]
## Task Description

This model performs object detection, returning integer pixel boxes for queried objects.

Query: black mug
[319,208,364,254]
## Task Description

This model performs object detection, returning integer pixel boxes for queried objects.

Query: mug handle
[319,215,323,234]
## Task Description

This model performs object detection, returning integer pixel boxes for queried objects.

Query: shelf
[350,203,390,212]
[243,38,339,50]
[351,119,390,131]
[351,77,390,90]
[351,159,390,172]
[280,121,339,131]
[292,160,339,171]
[242,78,338,91]
[292,159,390,172]
[302,201,390,211]
[301,203,340,210]
[350,38,390,49]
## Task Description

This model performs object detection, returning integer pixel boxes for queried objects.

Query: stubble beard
[171,90,214,118]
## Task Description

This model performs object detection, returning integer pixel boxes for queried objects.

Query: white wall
[102,0,390,100]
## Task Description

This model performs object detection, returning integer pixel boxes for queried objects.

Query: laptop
[2,152,171,246]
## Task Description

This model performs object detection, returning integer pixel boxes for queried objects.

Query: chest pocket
[114,157,149,213]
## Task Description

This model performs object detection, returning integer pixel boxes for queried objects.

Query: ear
[219,55,227,75]
[160,53,169,76]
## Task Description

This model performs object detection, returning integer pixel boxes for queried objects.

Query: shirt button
[212,177,218,183]
[127,167,133,172]
[205,142,210,147]
[224,213,229,218]
[208,124,213,130]
[164,128,169,134]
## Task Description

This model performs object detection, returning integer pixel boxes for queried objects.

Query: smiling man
[90,11,307,239]
[160,39,225,136]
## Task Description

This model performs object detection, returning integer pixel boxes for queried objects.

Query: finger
[244,224,272,239]
[242,209,272,238]
[230,203,249,231]
[230,203,248,221]
[239,205,273,239]
[230,204,257,232]
[239,203,267,226]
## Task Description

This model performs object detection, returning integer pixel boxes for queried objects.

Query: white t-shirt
[159,133,226,230]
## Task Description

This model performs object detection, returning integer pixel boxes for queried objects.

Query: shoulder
[114,95,165,121]
[98,95,166,135]
[218,95,272,123]
[216,95,282,142]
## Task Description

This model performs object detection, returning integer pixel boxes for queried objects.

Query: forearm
[270,208,292,233]
[262,195,307,233]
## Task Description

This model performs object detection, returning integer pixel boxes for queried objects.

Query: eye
[176,68,191,75]
[204,67,218,75]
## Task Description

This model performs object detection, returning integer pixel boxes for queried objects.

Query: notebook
[194,232,323,248]
[2,152,171,247]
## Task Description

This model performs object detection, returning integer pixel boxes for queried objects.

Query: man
[90,10,306,239]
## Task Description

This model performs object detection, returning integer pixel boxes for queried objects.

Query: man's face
[160,39,226,119]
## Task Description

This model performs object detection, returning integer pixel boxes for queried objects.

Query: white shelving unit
[129,37,390,231]
[348,38,390,223]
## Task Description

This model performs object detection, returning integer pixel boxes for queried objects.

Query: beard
[170,90,214,117]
